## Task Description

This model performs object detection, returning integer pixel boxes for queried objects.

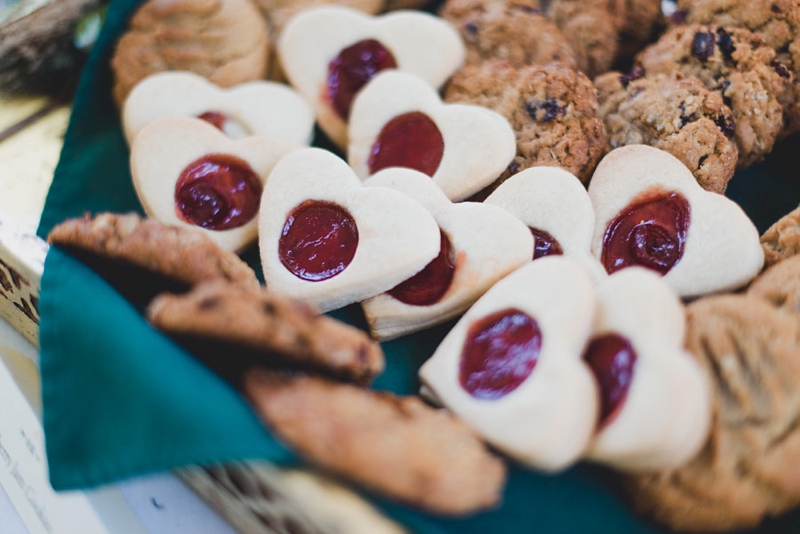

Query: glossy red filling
[326,39,397,120]
[602,190,690,275]
[175,154,262,230]
[584,333,637,428]
[368,112,445,176]
[197,111,228,131]
[279,200,358,282]
[530,227,563,259]
[459,308,542,400]
[388,230,455,306]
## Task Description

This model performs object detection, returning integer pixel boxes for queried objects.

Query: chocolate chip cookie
[761,203,800,267]
[635,24,792,168]
[444,60,607,188]
[594,70,738,193]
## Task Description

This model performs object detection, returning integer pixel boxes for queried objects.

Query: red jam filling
[601,190,690,275]
[530,227,563,260]
[278,200,358,282]
[197,111,228,131]
[326,39,397,120]
[583,333,637,428]
[388,230,455,306]
[459,308,542,400]
[175,154,262,230]
[368,112,445,176]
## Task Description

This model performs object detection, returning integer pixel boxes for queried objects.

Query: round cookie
[438,0,577,69]
[676,0,800,137]
[617,0,665,62]
[624,295,800,532]
[635,24,792,168]
[110,0,271,107]
[747,254,800,316]
[594,70,738,193]
[444,60,607,188]
[761,203,800,268]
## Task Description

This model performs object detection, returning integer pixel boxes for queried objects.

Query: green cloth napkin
[35,0,800,530]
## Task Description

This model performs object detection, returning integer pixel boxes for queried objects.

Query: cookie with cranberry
[438,0,577,69]
[147,279,384,386]
[624,294,800,532]
[747,255,800,317]
[444,60,606,189]
[594,70,738,193]
[761,204,800,267]
[676,0,800,136]
[110,0,270,107]
[635,24,792,168]
[616,0,665,62]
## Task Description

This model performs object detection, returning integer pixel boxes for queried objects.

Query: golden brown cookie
[444,60,606,187]
[625,295,800,532]
[748,255,800,317]
[147,279,385,386]
[244,368,507,516]
[617,0,665,61]
[110,0,270,107]
[761,204,800,268]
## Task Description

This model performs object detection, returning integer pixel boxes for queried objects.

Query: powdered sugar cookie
[588,145,763,298]
[278,5,465,148]
[258,147,441,312]
[348,71,515,201]
[123,71,315,145]
[130,117,301,252]
[419,257,598,472]
[361,168,532,340]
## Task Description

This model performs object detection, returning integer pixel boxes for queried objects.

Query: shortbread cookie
[419,257,599,472]
[147,280,384,385]
[676,0,800,136]
[123,71,314,145]
[588,145,763,297]
[258,148,441,313]
[444,60,606,187]
[130,116,300,253]
[636,24,792,168]
[361,168,533,340]
[348,70,516,201]
[761,204,800,267]
[625,295,800,532]
[47,212,258,305]
[594,70,738,194]
[747,255,800,317]
[278,6,464,148]
[110,0,270,107]
[584,267,711,472]
[438,0,577,69]
[244,368,507,515]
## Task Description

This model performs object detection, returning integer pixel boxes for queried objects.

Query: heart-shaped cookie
[130,116,300,252]
[419,257,599,471]
[484,166,606,280]
[123,71,315,146]
[361,168,533,340]
[588,145,764,297]
[348,71,516,201]
[278,5,464,148]
[258,147,441,312]
[583,267,711,472]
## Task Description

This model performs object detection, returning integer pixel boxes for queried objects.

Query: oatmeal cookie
[748,255,800,316]
[147,279,384,386]
[636,24,792,168]
[761,204,800,267]
[676,0,800,136]
[244,368,507,515]
[438,0,577,69]
[110,0,270,107]
[617,0,665,61]
[444,60,606,188]
[594,70,738,193]
[625,295,800,532]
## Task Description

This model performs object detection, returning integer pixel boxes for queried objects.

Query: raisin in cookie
[748,255,800,316]
[625,295,800,532]
[636,24,792,168]
[444,60,606,188]
[438,0,577,69]
[761,203,800,267]
[111,0,270,107]
[594,70,738,193]
[676,0,800,137]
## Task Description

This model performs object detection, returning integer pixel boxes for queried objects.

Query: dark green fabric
[36,0,800,530]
